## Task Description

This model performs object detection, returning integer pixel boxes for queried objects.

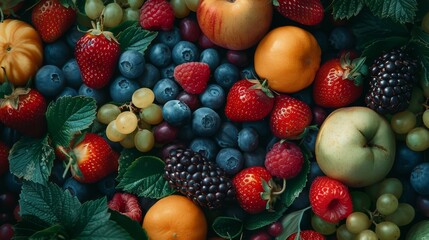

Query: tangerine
[142,195,207,240]
[254,26,321,93]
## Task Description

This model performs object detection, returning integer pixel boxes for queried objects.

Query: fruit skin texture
[75,27,120,89]
[309,176,353,223]
[254,26,321,93]
[225,80,275,122]
[275,0,324,26]
[315,106,396,187]
[139,0,175,31]
[108,193,143,223]
[0,19,43,87]
[196,0,273,50]
[287,230,326,240]
[0,88,47,138]
[265,141,304,179]
[31,0,77,43]
[142,194,207,240]
[0,141,9,176]
[270,94,312,139]
[173,62,211,94]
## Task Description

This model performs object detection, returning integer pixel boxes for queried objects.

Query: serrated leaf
[410,27,429,87]
[74,220,132,240]
[13,215,53,240]
[116,156,176,199]
[416,0,429,22]
[116,23,158,53]
[420,56,429,88]
[109,21,138,36]
[72,198,111,238]
[332,0,364,20]
[109,210,148,240]
[116,148,143,182]
[46,96,97,148]
[244,207,286,230]
[9,136,55,185]
[212,217,243,239]
[281,154,310,208]
[361,36,409,63]
[276,207,311,240]
[29,224,68,240]
[364,0,417,24]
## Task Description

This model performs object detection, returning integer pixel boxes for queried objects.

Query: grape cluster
[97,87,163,152]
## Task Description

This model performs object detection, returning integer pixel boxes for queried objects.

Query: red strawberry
[139,0,175,31]
[225,79,275,122]
[0,88,47,138]
[75,23,120,89]
[274,0,324,26]
[70,133,114,183]
[287,230,326,240]
[270,94,312,139]
[108,193,143,222]
[309,176,353,223]
[0,141,9,176]
[31,0,77,43]
[173,62,211,94]
[233,166,283,214]
[265,141,304,179]
[313,53,367,108]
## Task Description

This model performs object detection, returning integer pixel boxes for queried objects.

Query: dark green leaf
[361,36,409,63]
[46,96,97,148]
[109,210,148,240]
[116,23,158,53]
[74,0,85,14]
[29,224,68,240]
[416,0,429,22]
[0,79,13,98]
[72,198,111,237]
[109,21,139,36]
[419,56,429,88]
[9,136,55,185]
[74,220,132,240]
[244,207,286,231]
[332,0,364,20]
[280,154,310,208]
[410,27,429,87]
[212,217,243,239]
[364,0,418,23]
[117,156,176,199]
[116,148,143,182]
[13,215,52,239]
[275,207,311,240]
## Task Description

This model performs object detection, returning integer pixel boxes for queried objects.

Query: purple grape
[226,50,250,68]
[153,121,179,144]
[179,17,201,42]
[267,221,283,237]
[0,223,13,240]
[176,91,200,111]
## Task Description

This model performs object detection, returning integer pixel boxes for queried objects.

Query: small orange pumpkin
[0,19,43,86]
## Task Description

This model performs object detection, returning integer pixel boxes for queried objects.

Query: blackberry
[164,148,235,209]
[365,47,419,114]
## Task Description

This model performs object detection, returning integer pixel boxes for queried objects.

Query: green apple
[315,106,396,188]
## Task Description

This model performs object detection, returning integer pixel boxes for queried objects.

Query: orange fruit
[142,195,207,240]
[254,26,321,93]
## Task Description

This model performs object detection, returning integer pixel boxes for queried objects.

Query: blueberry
[391,142,424,176]
[49,161,70,187]
[109,76,140,103]
[189,137,219,162]
[237,127,259,152]
[410,162,429,195]
[243,147,266,168]
[162,100,192,126]
[62,58,83,89]
[96,173,117,200]
[240,64,257,79]
[178,123,194,141]
[242,120,270,138]
[214,62,240,89]
[118,50,145,79]
[308,161,325,183]
[157,27,181,48]
[35,65,66,97]
[62,177,93,202]
[43,39,71,67]
[199,48,221,71]
[152,78,180,104]
[214,122,239,148]
[215,148,244,175]
[311,29,330,53]
[1,127,21,147]
[148,43,172,68]
[192,107,221,137]
[78,84,108,105]
[301,128,319,153]
[171,40,199,65]
[66,26,85,48]
[329,26,356,50]
[398,177,417,205]
[290,187,310,210]
[2,172,22,194]
[160,63,175,79]
[199,84,226,110]
[137,63,160,88]
[56,87,78,99]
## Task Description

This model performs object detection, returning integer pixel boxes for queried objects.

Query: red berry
[250,230,272,240]
[139,0,175,31]
[267,221,283,237]
[108,193,143,223]
[0,223,14,240]
[0,142,9,176]
[275,0,324,26]
[173,62,211,94]
[287,230,325,240]
[265,141,304,179]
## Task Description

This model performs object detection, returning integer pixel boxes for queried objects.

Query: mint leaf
[117,156,175,199]
[361,36,409,63]
[276,207,311,240]
[73,198,111,237]
[46,96,97,148]
[9,136,55,184]
[116,23,158,53]
[109,210,148,240]
[212,217,243,239]
[244,207,286,230]
[332,0,364,20]
[281,154,310,208]
[13,215,53,240]
[364,0,417,23]
[116,148,143,182]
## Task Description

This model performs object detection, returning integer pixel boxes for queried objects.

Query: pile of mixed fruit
[0,0,429,239]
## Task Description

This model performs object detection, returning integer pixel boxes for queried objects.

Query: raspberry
[139,0,175,31]
[108,193,143,223]
[173,62,211,94]
[287,230,326,240]
[264,141,304,179]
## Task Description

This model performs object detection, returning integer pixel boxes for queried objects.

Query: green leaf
[13,215,53,240]
[332,0,364,20]
[0,79,13,98]
[364,0,418,24]
[74,220,132,240]
[116,156,176,199]
[416,0,429,22]
[46,96,97,148]
[244,207,287,231]
[361,36,409,63]
[109,210,148,240]
[280,154,310,208]
[275,207,311,240]
[109,21,139,36]
[410,27,429,87]
[9,136,55,185]
[212,217,243,239]
[116,23,158,54]
[29,224,68,240]
[116,148,143,182]
[74,0,86,14]
[72,198,111,237]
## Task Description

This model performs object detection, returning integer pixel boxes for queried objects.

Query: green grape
[185,0,199,12]
[85,0,104,20]
[97,103,121,124]
[375,221,400,240]
[134,129,155,152]
[115,111,138,134]
[120,130,137,148]
[421,73,429,98]
[423,109,429,129]
[171,0,191,18]
[311,214,337,235]
[377,178,403,199]
[140,103,163,125]
[128,0,144,9]
[132,88,155,109]
[121,8,139,22]
[102,2,123,28]
[336,224,356,240]
[138,119,152,130]
[390,110,416,134]
[376,193,398,216]
[385,203,415,227]
[422,12,429,33]
[345,212,372,234]
[406,127,429,152]
[351,191,372,213]
[106,121,126,142]
[355,229,378,240]
[364,181,381,204]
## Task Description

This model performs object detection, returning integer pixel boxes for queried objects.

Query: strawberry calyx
[247,79,275,98]
[340,52,368,86]
[87,19,119,44]
[0,87,30,109]
[261,178,286,211]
